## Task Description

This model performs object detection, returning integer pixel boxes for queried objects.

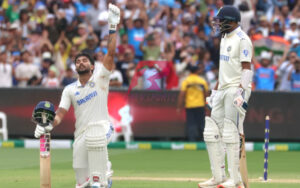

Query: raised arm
[103,4,120,71]
[52,107,68,127]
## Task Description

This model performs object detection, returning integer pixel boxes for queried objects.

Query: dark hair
[189,65,199,73]
[74,52,94,65]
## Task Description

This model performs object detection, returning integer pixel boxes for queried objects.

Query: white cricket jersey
[218,26,253,90]
[59,65,111,137]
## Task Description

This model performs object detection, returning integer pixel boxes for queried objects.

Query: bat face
[40,133,51,188]
[239,135,249,188]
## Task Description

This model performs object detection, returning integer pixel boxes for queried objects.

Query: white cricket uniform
[212,26,253,134]
[59,65,114,169]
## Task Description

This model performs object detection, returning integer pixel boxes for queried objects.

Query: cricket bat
[40,112,51,188]
[240,134,249,188]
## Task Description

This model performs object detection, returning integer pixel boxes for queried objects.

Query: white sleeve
[15,66,21,78]
[59,87,71,111]
[116,71,123,83]
[95,64,112,79]
[35,66,42,79]
[240,38,252,63]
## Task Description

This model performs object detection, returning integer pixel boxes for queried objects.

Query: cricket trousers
[211,87,251,135]
[185,107,205,141]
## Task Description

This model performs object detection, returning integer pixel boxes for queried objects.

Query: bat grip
[40,133,51,157]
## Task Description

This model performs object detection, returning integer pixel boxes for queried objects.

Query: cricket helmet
[32,101,55,127]
[213,5,241,34]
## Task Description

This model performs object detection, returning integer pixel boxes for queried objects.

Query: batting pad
[223,118,242,184]
[85,124,108,187]
[203,117,225,183]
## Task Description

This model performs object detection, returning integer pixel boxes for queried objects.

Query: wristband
[109,30,116,34]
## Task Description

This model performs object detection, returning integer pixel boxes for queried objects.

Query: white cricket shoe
[90,182,107,188]
[217,179,244,188]
[90,182,101,188]
[198,177,225,188]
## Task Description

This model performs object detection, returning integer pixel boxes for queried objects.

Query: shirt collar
[226,26,241,38]
[76,74,94,88]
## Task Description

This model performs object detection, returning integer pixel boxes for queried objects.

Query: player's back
[218,26,253,90]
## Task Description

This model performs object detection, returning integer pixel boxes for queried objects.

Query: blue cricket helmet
[215,5,241,22]
[213,5,241,34]
[32,101,56,126]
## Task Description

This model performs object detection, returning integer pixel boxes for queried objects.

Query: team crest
[89,81,95,88]
[227,46,231,52]
[243,49,249,57]
[44,102,51,108]
[75,91,80,96]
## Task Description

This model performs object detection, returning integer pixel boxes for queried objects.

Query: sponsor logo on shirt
[220,54,230,61]
[76,91,98,105]
[259,73,271,78]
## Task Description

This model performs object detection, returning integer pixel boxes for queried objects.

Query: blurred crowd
[0,0,299,91]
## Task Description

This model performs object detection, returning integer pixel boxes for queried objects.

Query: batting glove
[233,88,248,115]
[233,88,244,107]
[206,90,217,108]
[34,124,53,138]
[108,3,120,31]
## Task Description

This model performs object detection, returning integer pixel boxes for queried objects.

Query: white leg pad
[85,124,108,187]
[75,181,89,188]
[75,168,89,187]
[222,118,241,184]
[203,117,225,183]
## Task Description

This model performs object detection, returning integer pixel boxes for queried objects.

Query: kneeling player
[34,4,121,187]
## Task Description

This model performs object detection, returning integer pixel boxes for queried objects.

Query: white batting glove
[206,90,217,108]
[34,124,53,138]
[233,88,244,107]
[108,3,120,31]
[233,88,247,115]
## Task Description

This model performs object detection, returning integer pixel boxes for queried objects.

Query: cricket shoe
[198,177,226,188]
[89,179,112,188]
[217,179,244,188]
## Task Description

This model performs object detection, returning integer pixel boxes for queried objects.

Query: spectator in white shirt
[277,51,298,91]
[42,65,60,88]
[0,51,13,87]
[15,50,42,87]
[109,62,123,87]
[284,19,299,42]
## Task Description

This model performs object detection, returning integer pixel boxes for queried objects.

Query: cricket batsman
[198,5,253,188]
[33,3,120,188]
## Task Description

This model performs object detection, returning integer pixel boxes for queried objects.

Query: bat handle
[40,133,51,157]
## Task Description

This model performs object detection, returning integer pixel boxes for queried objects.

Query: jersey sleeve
[95,64,112,79]
[59,87,71,111]
[180,80,187,91]
[240,39,253,63]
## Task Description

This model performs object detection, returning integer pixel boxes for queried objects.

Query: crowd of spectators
[0,0,299,91]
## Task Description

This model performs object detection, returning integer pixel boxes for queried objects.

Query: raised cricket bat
[240,134,249,188]
[40,112,51,188]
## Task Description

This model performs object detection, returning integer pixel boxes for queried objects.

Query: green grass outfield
[0,148,299,188]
